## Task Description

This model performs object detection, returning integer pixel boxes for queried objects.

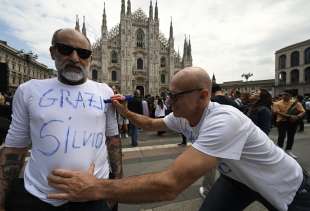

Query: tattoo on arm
[0,147,27,207]
[106,136,123,179]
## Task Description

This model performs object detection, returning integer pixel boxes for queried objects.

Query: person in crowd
[0,28,122,211]
[305,98,310,123]
[240,92,251,114]
[127,90,143,147]
[48,67,309,211]
[211,84,239,108]
[272,91,305,159]
[155,98,167,136]
[142,97,150,117]
[118,112,129,139]
[234,90,243,107]
[247,89,273,135]
[0,92,5,105]
[296,95,305,132]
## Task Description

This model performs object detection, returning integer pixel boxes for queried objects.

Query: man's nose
[68,50,80,62]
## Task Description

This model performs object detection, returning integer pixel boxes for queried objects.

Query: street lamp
[241,72,253,82]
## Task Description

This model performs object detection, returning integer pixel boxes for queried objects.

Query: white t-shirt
[164,102,303,211]
[5,78,119,206]
[305,101,310,110]
[155,104,167,117]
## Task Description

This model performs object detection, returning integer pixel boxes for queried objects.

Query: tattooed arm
[106,135,123,179]
[105,135,123,208]
[0,147,28,209]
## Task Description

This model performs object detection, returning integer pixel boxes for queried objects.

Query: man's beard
[58,63,88,85]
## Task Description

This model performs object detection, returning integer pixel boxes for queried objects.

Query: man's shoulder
[87,80,113,94]
[17,78,55,92]
[207,102,245,123]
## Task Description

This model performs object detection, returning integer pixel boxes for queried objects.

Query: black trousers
[199,174,310,211]
[277,121,298,150]
[5,178,112,211]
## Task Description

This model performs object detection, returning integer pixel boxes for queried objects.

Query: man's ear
[201,89,209,100]
[49,46,55,60]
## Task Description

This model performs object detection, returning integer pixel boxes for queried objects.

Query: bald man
[0,28,122,211]
[48,67,309,211]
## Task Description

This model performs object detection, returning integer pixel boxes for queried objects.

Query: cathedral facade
[75,0,193,96]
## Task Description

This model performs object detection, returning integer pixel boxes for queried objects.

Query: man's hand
[110,95,128,116]
[47,163,100,202]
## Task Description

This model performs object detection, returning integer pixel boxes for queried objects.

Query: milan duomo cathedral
[75,0,193,96]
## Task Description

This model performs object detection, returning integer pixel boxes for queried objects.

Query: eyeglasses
[53,43,92,59]
[167,88,203,101]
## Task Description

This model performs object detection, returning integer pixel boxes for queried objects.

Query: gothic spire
[212,73,216,83]
[188,35,192,57]
[121,0,125,17]
[149,0,153,20]
[75,15,80,32]
[155,0,158,20]
[182,35,188,66]
[102,2,107,38]
[169,17,173,39]
[82,16,87,36]
[127,0,131,15]
[183,35,188,57]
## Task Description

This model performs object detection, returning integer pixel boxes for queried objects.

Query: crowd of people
[0,28,309,211]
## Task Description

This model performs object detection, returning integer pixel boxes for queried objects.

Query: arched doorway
[136,86,144,97]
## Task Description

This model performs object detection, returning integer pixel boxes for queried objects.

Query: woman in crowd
[247,89,273,135]
[155,98,167,135]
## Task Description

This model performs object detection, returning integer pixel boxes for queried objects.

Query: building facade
[219,79,275,96]
[76,0,193,96]
[0,40,54,93]
[275,39,310,96]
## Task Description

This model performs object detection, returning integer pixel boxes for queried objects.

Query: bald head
[172,67,212,94]
[51,28,91,48]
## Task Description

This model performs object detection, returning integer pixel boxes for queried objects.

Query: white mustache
[59,63,87,82]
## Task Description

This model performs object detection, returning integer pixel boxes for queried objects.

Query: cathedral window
[278,55,286,69]
[136,28,145,48]
[111,51,118,63]
[112,71,117,81]
[305,67,310,84]
[161,74,166,84]
[290,69,299,84]
[137,58,144,70]
[160,57,166,67]
[92,69,98,81]
[290,51,299,67]
[305,47,310,64]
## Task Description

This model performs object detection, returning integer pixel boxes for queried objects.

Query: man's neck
[58,76,87,85]
[188,103,209,127]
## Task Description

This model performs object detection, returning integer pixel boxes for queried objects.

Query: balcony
[133,70,146,77]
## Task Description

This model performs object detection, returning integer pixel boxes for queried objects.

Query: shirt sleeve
[163,113,183,133]
[5,84,31,148]
[192,111,249,160]
[104,87,119,137]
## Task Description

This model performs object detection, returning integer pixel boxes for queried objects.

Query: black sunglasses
[53,43,92,59]
[167,88,203,101]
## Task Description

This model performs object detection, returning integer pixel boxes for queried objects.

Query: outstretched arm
[111,95,168,131]
[48,147,218,203]
[0,147,28,209]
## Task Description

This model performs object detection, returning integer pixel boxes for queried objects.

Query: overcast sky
[0,0,309,83]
